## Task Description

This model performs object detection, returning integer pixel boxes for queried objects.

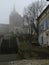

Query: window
[40,36,43,45]
[39,23,44,33]
[45,20,48,29]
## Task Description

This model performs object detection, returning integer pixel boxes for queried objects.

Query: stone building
[0,24,9,35]
[37,5,49,46]
[9,6,23,34]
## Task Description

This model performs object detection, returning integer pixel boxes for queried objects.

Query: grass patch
[32,47,49,54]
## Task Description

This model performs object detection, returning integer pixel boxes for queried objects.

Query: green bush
[20,42,28,48]
[30,52,38,57]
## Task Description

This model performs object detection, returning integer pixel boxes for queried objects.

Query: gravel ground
[0,60,49,65]
[0,54,49,65]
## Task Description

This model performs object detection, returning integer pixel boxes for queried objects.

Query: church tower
[9,6,23,34]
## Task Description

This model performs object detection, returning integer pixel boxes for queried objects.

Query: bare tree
[23,0,47,34]
[28,0,47,20]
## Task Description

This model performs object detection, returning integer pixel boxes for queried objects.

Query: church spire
[13,4,16,12]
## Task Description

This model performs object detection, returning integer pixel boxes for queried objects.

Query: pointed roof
[9,4,22,19]
[10,5,17,17]
[37,5,49,20]
[13,5,16,12]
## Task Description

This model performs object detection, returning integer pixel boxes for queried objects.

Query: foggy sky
[0,0,48,24]
[0,0,38,24]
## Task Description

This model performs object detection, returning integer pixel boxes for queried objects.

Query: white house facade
[37,5,49,46]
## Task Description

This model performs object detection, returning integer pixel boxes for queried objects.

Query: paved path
[0,54,49,65]
[0,54,19,62]
[0,60,49,65]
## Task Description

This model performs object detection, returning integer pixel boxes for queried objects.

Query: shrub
[30,52,38,57]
